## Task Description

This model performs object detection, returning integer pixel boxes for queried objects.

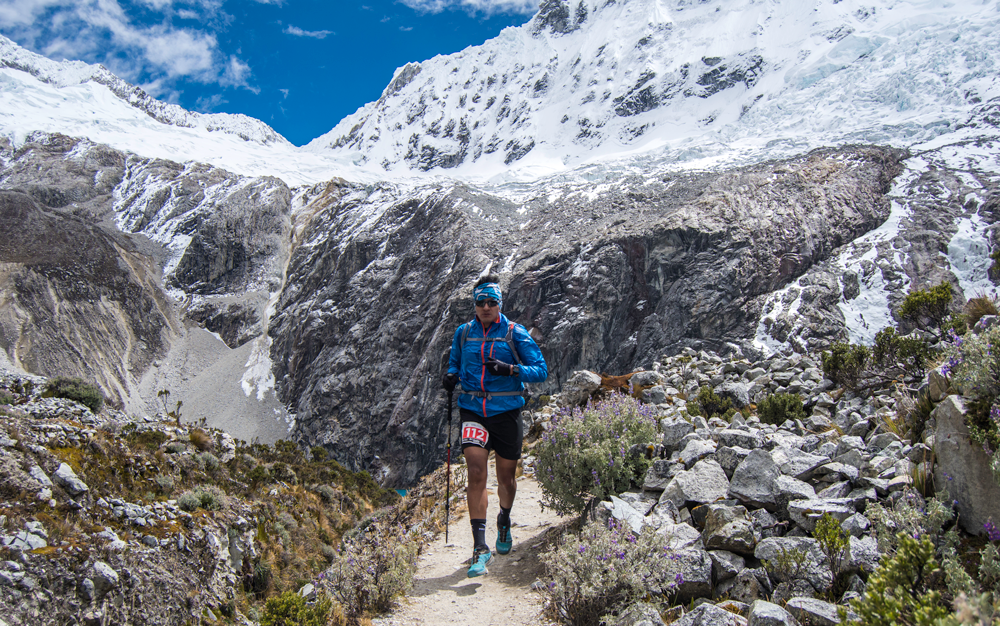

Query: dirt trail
[374,465,565,626]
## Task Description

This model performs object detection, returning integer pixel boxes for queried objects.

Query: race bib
[461,422,489,448]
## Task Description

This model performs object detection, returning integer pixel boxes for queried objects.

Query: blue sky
[0,0,538,145]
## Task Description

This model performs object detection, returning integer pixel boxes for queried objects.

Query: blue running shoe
[496,513,513,555]
[468,546,493,578]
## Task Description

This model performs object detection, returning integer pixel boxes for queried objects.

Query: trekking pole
[445,389,453,544]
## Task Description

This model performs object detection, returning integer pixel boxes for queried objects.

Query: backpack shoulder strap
[505,322,524,365]
[460,321,472,351]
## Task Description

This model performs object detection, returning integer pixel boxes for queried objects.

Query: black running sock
[499,506,512,527]
[471,518,487,549]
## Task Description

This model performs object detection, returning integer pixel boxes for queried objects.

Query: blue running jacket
[447,313,548,417]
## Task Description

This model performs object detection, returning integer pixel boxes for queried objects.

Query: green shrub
[248,465,272,486]
[696,386,732,418]
[899,282,954,339]
[814,512,850,578]
[761,546,808,581]
[943,325,1000,475]
[260,591,333,626]
[757,393,806,425]
[310,446,327,462]
[535,393,658,516]
[123,426,168,450]
[177,485,226,512]
[0,390,12,405]
[822,343,871,390]
[842,533,949,626]
[41,376,104,413]
[540,520,680,626]
[325,517,417,618]
[873,327,931,379]
[942,314,969,338]
[154,474,174,494]
[245,561,272,598]
[196,452,220,472]
[865,491,953,554]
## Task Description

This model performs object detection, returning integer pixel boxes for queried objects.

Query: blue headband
[473,283,502,308]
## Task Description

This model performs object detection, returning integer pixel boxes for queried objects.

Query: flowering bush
[534,393,658,516]
[540,520,680,626]
[323,516,418,619]
[942,325,1000,474]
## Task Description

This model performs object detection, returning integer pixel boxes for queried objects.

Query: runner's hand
[442,372,459,391]
[485,359,516,376]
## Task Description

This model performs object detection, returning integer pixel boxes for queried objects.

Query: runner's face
[475,298,500,325]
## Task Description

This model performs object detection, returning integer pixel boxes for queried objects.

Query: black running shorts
[459,407,523,461]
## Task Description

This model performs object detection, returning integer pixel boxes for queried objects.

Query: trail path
[374,465,564,626]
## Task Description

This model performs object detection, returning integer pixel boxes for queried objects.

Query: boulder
[556,370,602,407]
[747,600,800,626]
[719,429,763,450]
[709,550,745,582]
[612,602,666,626]
[729,449,782,511]
[54,463,89,496]
[848,535,880,573]
[679,439,718,468]
[933,394,1000,534]
[716,381,752,408]
[716,446,751,478]
[644,459,682,491]
[703,504,760,556]
[662,418,696,451]
[660,522,706,550]
[632,370,665,388]
[927,366,950,402]
[91,562,119,600]
[770,447,829,480]
[674,603,748,626]
[716,569,762,604]
[787,499,855,533]
[662,460,730,508]
[785,597,855,626]
[600,496,648,534]
[663,548,714,601]
[773,476,816,513]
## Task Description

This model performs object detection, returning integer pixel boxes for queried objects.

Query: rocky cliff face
[0,133,292,434]
[274,145,912,484]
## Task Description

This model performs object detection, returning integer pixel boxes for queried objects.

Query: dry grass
[966,292,1000,328]
[188,428,214,451]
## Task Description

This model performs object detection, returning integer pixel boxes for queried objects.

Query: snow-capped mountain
[308,0,1000,177]
[0,35,368,187]
[0,35,287,146]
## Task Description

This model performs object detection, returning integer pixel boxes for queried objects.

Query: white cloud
[399,25,413,31]
[195,92,226,111]
[222,55,254,90]
[283,25,334,39]
[0,0,254,91]
[279,88,289,98]
[251,0,283,5]
[398,0,538,16]
[0,0,65,26]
